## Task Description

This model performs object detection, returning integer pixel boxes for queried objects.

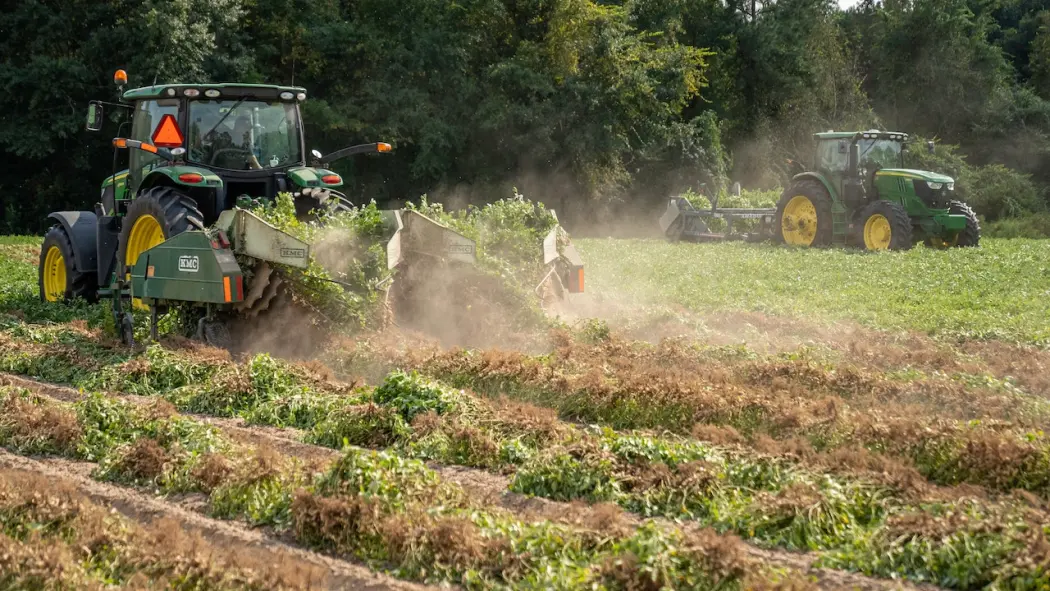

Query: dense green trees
[2,0,1050,233]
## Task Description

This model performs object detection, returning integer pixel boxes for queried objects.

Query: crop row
[0,467,331,590]
[0,383,803,590]
[2,322,1050,587]
[353,331,1050,497]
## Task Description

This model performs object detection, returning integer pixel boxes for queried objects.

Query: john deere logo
[178,256,200,273]
[280,248,306,259]
[448,244,474,254]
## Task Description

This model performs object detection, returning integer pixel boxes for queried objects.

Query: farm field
[3,233,1050,589]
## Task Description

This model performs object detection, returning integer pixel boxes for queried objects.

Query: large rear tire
[856,200,913,251]
[38,225,98,303]
[118,186,205,272]
[775,180,834,247]
[118,186,204,310]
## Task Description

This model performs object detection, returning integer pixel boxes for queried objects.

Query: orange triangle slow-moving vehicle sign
[151,114,184,148]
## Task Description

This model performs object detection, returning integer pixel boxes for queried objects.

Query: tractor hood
[875,169,954,184]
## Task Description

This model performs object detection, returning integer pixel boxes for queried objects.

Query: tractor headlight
[927,182,943,190]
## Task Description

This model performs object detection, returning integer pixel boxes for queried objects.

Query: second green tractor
[661,130,980,250]
[777,130,978,250]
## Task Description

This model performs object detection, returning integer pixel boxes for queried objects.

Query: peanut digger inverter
[38,70,583,346]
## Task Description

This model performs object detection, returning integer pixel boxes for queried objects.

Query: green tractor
[37,70,584,347]
[659,130,979,250]
[776,130,979,250]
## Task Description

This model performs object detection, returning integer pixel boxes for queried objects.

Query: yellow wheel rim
[781,195,819,245]
[126,214,165,267]
[126,214,165,311]
[42,246,66,302]
[863,214,892,250]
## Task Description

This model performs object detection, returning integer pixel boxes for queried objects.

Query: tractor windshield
[857,139,902,171]
[187,100,302,170]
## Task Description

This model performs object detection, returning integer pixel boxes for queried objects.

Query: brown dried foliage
[190,452,234,492]
[114,437,170,482]
[601,526,750,590]
[0,469,326,589]
[387,331,1050,497]
[0,390,82,454]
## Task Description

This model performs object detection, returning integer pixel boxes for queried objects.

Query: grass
[575,238,1050,345]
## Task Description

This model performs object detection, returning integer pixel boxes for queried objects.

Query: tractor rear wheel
[118,186,204,310]
[857,200,913,251]
[38,225,98,303]
[775,180,833,246]
[118,186,205,272]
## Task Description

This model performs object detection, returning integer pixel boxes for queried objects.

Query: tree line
[3,0,1050,234]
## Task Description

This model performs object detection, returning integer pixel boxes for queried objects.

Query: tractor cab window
[817,140,848,174]
[187,100,302,170]
[856,139,902,171]
[130,99,180,188]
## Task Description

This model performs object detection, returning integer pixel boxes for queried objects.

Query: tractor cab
[87,74,389,227]
[812,130,956,214]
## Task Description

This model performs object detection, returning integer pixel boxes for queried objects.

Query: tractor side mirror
[310,149,322,165]
[87,101,103,132]
[926,141,935,154]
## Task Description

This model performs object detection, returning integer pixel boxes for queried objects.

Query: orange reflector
[377,142,392,152]
[321,174,341,184]
[147,266,155,278]
[223,276,231,302]
[577,268,585,293]
[151,114,184,148]
[139,142,157,154]
[113,138,128,148]
[114,69,128,85]
[179,172,204,183]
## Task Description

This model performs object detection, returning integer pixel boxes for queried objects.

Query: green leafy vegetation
[576,237,1050,345]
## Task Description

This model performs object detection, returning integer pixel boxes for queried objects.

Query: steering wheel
[209,147,251,167]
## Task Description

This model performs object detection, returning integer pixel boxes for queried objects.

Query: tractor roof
[122,83,307,101]
[814,130,909,141]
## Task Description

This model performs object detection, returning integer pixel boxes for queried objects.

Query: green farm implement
[38,70,583,346]
[660,130,980,250]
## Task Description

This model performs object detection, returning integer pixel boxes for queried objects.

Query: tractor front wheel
[38,225,98,303]
[775,180,833,247]
[857,201,913,251]
[948,200,980,247]
[923,200,980,248]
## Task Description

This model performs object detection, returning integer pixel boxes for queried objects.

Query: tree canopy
[2,0,1049,232]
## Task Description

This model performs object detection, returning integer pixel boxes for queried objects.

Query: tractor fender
[47,211,98,273]
[141,166,224,192]
[790,172,838,201]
